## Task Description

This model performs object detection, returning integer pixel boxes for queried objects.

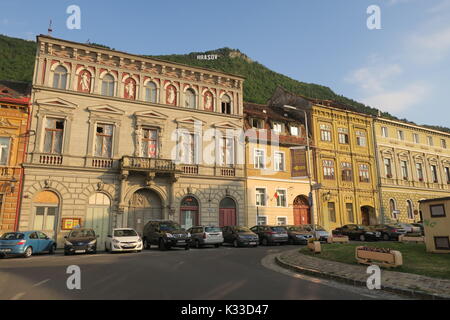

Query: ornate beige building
[374,118,450,223]
[19,35,245,248]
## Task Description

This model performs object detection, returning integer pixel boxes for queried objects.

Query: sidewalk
[276,249,450,300]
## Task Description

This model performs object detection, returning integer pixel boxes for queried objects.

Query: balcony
[220,167,236,177]
[121,156,179,173]
[39,154,63,166]
[182,165,199,175]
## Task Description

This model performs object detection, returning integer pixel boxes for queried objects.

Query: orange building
[0,81,31,234]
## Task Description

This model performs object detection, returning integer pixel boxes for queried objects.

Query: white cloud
[408,26,450,63]
[346,64,402,92]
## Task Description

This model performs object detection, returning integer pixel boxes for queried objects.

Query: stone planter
[307,241,321,253]
[355,246,402,268]
[398,235,425,243]
[327,236,349,244]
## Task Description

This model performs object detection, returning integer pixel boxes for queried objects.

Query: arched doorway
[32,191,60,239]
[128,189,162,234]
[293,195,310,225]
[86,193,111,250]
[361,206,375,226]
[180,196,199,229]
[219,197,237,227]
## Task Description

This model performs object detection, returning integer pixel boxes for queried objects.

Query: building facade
[244,102,313,227]
[269,87,380,231]
[19,36,246,248]
[0,81,30,234]
[374,118,450,223]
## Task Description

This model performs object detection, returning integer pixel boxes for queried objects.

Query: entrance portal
[361,206,375,226]
[180,196,199,230]
[128,189,162,234]
[293,195,311,225]
[86,193,111,250]
[219,197,237,227]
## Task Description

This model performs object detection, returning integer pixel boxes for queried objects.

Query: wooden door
[219,209,236,227]
[293,196,310,225]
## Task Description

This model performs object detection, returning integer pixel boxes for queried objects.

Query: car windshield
[356,226,368,230]
[0,233,24,240]
[271,226,287,232]
[305,225,326,231]
[235,227,251,233]
[69,230,95,238]
[159,223,182,231]
[205,227,221,233]
[287,226,303,231]
[114,229,137,237]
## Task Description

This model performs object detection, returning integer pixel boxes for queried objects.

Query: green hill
[0,34,448,133]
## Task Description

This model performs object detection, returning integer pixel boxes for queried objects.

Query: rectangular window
[276,189,287,207]
[359,164,370,183]
[95,123,113,158]
[381,126,388,138]
[434,237,450,250]
[142,128,158,158]
[251,118,264,129]
[341,162,353,181]
[413,134,420,144]
[323,160,335,180]
[273,122,283,134]
[346,203,354,223]
[181,133,196,164]
[320,124,332,142]
[328,202,336,223]
[401,161,408,180]
[220,137,234,166]
[338,128,349,144]
[384,158,392,177]
[277,217,287,226]
[416,163,424,181]
[33,206,57,231]
[356,130,367,147]
[44,118,64,154]
[257,215,267,226]
[398,130,404,141]
[430,204,445,217]
[256,188,266,206]
[445,167,450,184]
[431,165,438,183]
[254,149,265,169]
[290,126,299,136]
[0,137,11,165]
[274,152,285,171]
[428,136,434,146]
[441,139,447,149]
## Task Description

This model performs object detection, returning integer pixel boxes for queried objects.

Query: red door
[293,196,311,225]
[219,209,236,227]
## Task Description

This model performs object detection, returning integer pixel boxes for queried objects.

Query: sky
[1,0,449,128]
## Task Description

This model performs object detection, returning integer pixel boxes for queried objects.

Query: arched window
[221,94,232,114]
[389,199,397,219]
[101,74,115,97]
[185,88,196,108]
[407,200,414,220]
[180,196,199,229]
[53,65,68,89]
[145,81,157,103]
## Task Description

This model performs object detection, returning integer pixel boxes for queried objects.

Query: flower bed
[327,235,349,244]
[398,235,425,243]
[307,241,321,253]
[355,246,403,268]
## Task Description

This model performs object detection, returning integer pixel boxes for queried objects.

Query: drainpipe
[372,115,384,224]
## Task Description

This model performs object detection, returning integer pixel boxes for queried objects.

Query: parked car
[332,224,381,241]
[411,223,425,235]
[285,225,314,245]
[0,231,56,258]
[105,228,143,253]
[222,226,259,247]
[250,225,289,246]
[64,228,98,255]
[142,220,191,251]
[373,224,407,241]
[304,224,330,241]
[397,223,422,235]
[188,226,224,248]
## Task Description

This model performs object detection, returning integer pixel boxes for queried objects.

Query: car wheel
[383,234,390,241]
[143,238,150,250]
[359,235,366,242]
[23,246,33,258]
[288,237,294,245]
[159,238,166,251]
[262,238,269,246]
[214,244,220,248]
[195,240,201,249]
[185,245,190,251]
[233,239,239,248]
[105,244,109,252]
[49,244,56,255]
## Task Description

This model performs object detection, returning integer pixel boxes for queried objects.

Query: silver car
[188,226,224,248]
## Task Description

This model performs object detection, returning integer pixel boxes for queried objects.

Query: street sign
[311,183,322,190]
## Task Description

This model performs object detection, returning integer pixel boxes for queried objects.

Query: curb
[275,252,450,300]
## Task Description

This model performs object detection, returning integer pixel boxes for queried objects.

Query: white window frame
[272,122,283,134]
[254,148,266,169]
[94,122,115,158]
[428,136,434,146]
[275,189,288,208]
[0,137,12,166]
[413,133,420,144]
[276,216,288,226]
[257,215,268,226]
[274,151,285,172]
[398,130,404,141]
[381,126,388,138]
[290,126,299,136]
[255,187,267,207]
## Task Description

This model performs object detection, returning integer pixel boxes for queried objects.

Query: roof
[0,80,31,105]
[419,197,450,203]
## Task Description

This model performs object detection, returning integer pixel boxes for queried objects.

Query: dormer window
[290,126,299,136]
[273,122,283,134]
[251,118,264,129]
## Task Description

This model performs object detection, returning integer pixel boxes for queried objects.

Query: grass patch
[300,242,450,280]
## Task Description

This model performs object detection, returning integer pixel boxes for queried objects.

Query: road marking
[10,292,26,300]
[32,279,50,287]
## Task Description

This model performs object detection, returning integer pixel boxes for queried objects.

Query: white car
[105,228,143,253]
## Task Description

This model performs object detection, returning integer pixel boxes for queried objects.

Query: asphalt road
[0,245,406,300]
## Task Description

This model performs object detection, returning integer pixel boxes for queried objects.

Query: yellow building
[244,103,314,227]
[374,118,450,223]
[269,87,380,232]
[419,197,450,253]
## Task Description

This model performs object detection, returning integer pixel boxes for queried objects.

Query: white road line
[10,292,26,300]
[32,279,50,287]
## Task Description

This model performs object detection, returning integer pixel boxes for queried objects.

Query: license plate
[177,240,186,244]
[75,250,86,253]
[0,249,11,253]
[249,242,257,245]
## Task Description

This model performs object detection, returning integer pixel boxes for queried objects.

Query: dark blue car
[0,231,56,258]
